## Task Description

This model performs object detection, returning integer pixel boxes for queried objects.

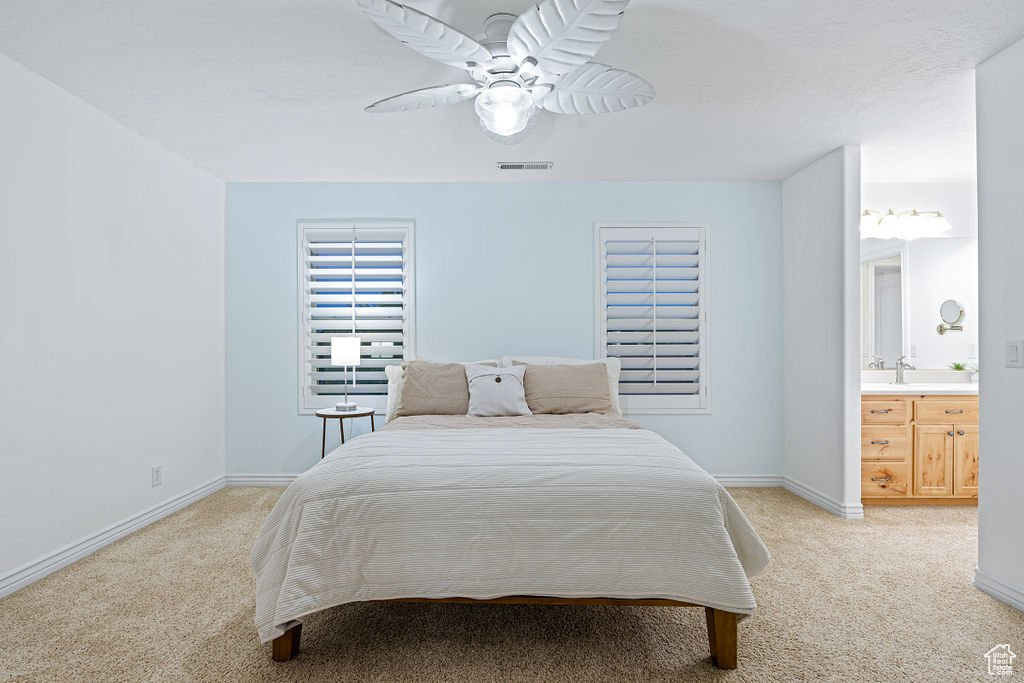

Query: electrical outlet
[151,465,163,488]
[910,345,918,358]
[968,344,978,359]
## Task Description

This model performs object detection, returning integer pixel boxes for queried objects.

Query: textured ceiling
[1,0,1022,182]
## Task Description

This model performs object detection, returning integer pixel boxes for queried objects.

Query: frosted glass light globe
[475,84,536,136]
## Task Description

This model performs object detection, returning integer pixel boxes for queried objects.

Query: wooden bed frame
[270,596,739,670]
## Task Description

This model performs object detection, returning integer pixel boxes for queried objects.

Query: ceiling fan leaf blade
[540,63,654,115]
[365,84,480,113]
[355,0,492,69]
[507,0,631,79]
[540,62,651,114]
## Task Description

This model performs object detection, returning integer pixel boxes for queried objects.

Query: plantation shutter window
[298,222,414,411]
[597,225,709,413]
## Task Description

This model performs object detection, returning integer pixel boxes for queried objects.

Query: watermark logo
[985,644,1016,676]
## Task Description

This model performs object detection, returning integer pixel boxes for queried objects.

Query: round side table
[315,407,375,458]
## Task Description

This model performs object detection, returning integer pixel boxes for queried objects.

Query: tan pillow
[516,362,614,415]
[394,360,495,417]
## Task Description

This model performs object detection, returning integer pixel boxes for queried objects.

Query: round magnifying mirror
[940,299,964,325]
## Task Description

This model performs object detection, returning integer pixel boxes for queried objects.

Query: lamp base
[334,402,359,412]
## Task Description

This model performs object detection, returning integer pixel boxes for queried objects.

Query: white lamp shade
[897,213,953,240]
[330,337,362,367]
[931,214,953,235]
[860,212,885,239]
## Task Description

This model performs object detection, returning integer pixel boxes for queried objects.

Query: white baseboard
[0,475,225,598]
[782,477,864,520]
[974,568,1024,612]
[225,474,298,487]
[714,474,784,487]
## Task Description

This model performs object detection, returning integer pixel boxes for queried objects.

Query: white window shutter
[299,222,413,411]
[597,225,709,413]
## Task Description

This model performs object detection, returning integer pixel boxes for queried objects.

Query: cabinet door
[914,425,953,496]
[953,425,979,497]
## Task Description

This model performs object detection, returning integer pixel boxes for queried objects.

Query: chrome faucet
[893,355,915,384]
[867,355,885,370]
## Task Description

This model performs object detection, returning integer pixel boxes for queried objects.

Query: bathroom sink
[861,382,978,395]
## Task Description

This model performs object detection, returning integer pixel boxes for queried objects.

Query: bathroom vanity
[861,385,978,505]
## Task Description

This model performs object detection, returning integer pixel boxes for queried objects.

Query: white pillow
[384,365,403,423]
[384,359,500,423]
[465,364,531,417]
[504,356,622,415]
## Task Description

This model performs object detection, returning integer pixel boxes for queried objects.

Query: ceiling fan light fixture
[475,83,536,137]
[355,0,652,141]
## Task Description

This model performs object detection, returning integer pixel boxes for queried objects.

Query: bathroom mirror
[860,185,978,370]
[861,251,905,368]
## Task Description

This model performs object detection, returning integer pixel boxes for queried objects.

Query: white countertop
[861,382,978,395]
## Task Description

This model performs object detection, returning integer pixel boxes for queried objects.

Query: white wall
[782,147,863,518]
[862,183,979,369]
[0,54,226,589]
[975,36,1024,611]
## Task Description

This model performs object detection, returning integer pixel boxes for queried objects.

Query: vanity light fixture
[860,209,953,240]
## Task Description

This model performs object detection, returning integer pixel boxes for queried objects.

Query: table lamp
[331,336,362,411]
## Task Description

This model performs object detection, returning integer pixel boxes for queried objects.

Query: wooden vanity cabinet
[862,394,978,505]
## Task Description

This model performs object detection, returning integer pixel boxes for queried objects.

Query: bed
[250,412,770,670]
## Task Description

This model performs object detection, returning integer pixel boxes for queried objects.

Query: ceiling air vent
[496,161,554,171]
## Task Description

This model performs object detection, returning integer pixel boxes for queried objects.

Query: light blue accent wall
[226,182,783,476]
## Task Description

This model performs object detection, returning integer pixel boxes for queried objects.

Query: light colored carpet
[1,488,1021,682]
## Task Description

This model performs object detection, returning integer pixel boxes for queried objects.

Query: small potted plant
[949,362,968,371]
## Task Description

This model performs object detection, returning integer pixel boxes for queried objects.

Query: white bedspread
[251,424,770,643]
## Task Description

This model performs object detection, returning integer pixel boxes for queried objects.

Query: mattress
[251,415,770,643]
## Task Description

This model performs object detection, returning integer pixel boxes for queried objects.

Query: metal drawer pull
[871,476,892,483]
[948,431,955,437]
[870,440,890,445]
[945,409,964,414]
[958,430,966,436]
[871,408,893,414]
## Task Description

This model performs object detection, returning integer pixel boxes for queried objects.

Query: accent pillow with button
[465,364,532,417]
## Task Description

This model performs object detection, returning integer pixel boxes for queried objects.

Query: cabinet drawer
[914,399,978,424]
[861,400,908,424]
[861,462,909,497]
[861,426,909,461]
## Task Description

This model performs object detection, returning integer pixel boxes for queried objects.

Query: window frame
[594,222,711,415]
[296,219,416,415]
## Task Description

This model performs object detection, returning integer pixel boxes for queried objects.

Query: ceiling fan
[354,0,655,142]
